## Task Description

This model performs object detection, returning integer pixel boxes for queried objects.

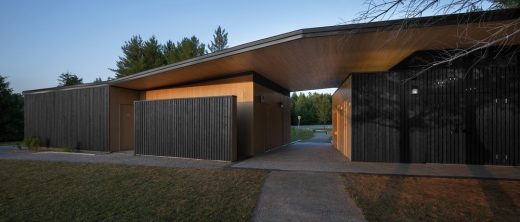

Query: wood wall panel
[109,87,140,152]
[141,75,254,102]
[332,76,352,159]
[253,83,291,154]
[141,75,255,157]
[140,74,291,156]
[24,86,109,151]
[134,96,237,161]
[350,65,520,165]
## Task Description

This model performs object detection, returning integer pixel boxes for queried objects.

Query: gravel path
[0,146,229,169]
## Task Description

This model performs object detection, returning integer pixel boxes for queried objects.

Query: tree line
[57,26,229,86]
[0,26,228,141]
[0,76,24,142]
[291,93,332,125]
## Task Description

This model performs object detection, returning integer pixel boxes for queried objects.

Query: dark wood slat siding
[24,86,109,151]
[134,96,237,161]
[351,66,519,166]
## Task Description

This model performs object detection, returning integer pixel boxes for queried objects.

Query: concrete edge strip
[229,166,520,181]
[32,152,95,156]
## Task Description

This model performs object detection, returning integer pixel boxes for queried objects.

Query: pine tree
[290,92,332,125]
[112,35,207,77]
[110,35,145,78]
[163,40,179,64]
[0,75,24,141]
[58,72,83,86]
[143,36,165,70]
[315,94,332,124]
[209,26,229,53]
[495,0,520,7]
[94,77,103,83]
[176,36,206,61]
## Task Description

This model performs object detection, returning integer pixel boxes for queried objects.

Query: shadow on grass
[345,164,411,221]
[467,165,520,220]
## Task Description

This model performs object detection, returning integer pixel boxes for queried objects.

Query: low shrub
[23,138,32,149]
[63,147,73,152]
[23,137,41,151]
[30,138,40,151]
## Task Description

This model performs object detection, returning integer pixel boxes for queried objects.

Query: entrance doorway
[119,104,133,151]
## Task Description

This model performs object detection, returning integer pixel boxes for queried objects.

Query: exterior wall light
[279,103,284,108]
[411,86,419,95]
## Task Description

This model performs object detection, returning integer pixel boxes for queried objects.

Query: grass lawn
[343,173,520,222]
[0,160,268,222]
[290,128,314,142]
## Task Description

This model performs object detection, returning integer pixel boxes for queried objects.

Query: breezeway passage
[233,134,351,172]
[232,134,520,180]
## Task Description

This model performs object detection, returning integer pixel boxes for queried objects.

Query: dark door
[120,104,133,151]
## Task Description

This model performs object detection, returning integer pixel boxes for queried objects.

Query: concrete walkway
[233,141,520,180]
[0,146,229,169]
[252,171,365,222]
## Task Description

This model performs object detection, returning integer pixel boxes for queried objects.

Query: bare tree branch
[349,0,520,81]
[402,17,520,82]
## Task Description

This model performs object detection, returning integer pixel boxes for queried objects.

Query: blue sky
[0,0,366,93]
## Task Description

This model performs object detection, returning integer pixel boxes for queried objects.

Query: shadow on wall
[351,47,520,164]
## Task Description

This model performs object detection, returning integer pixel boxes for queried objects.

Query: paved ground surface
[252,171,365,222]
[0,146,229,168]
[233,134,520,180]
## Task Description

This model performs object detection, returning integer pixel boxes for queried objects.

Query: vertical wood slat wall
[253,83,291,154]
[24,86,110,151]
[134,96,237,161]
[332,76,352,159]
[140,74,291,157]
[350,66,519,165]
[141,75,255,157]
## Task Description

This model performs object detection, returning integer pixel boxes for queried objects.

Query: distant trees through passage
[291,92,332,125]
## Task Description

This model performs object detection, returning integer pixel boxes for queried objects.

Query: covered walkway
[233,135,350,172]
[232,133,520,180]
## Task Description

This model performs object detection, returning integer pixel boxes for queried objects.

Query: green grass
[290,128,314,142]
[0,160,268,222]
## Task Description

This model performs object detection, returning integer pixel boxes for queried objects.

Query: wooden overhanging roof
[25,8,520,94]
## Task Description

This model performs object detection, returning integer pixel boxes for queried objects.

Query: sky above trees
[0,0,362,93]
